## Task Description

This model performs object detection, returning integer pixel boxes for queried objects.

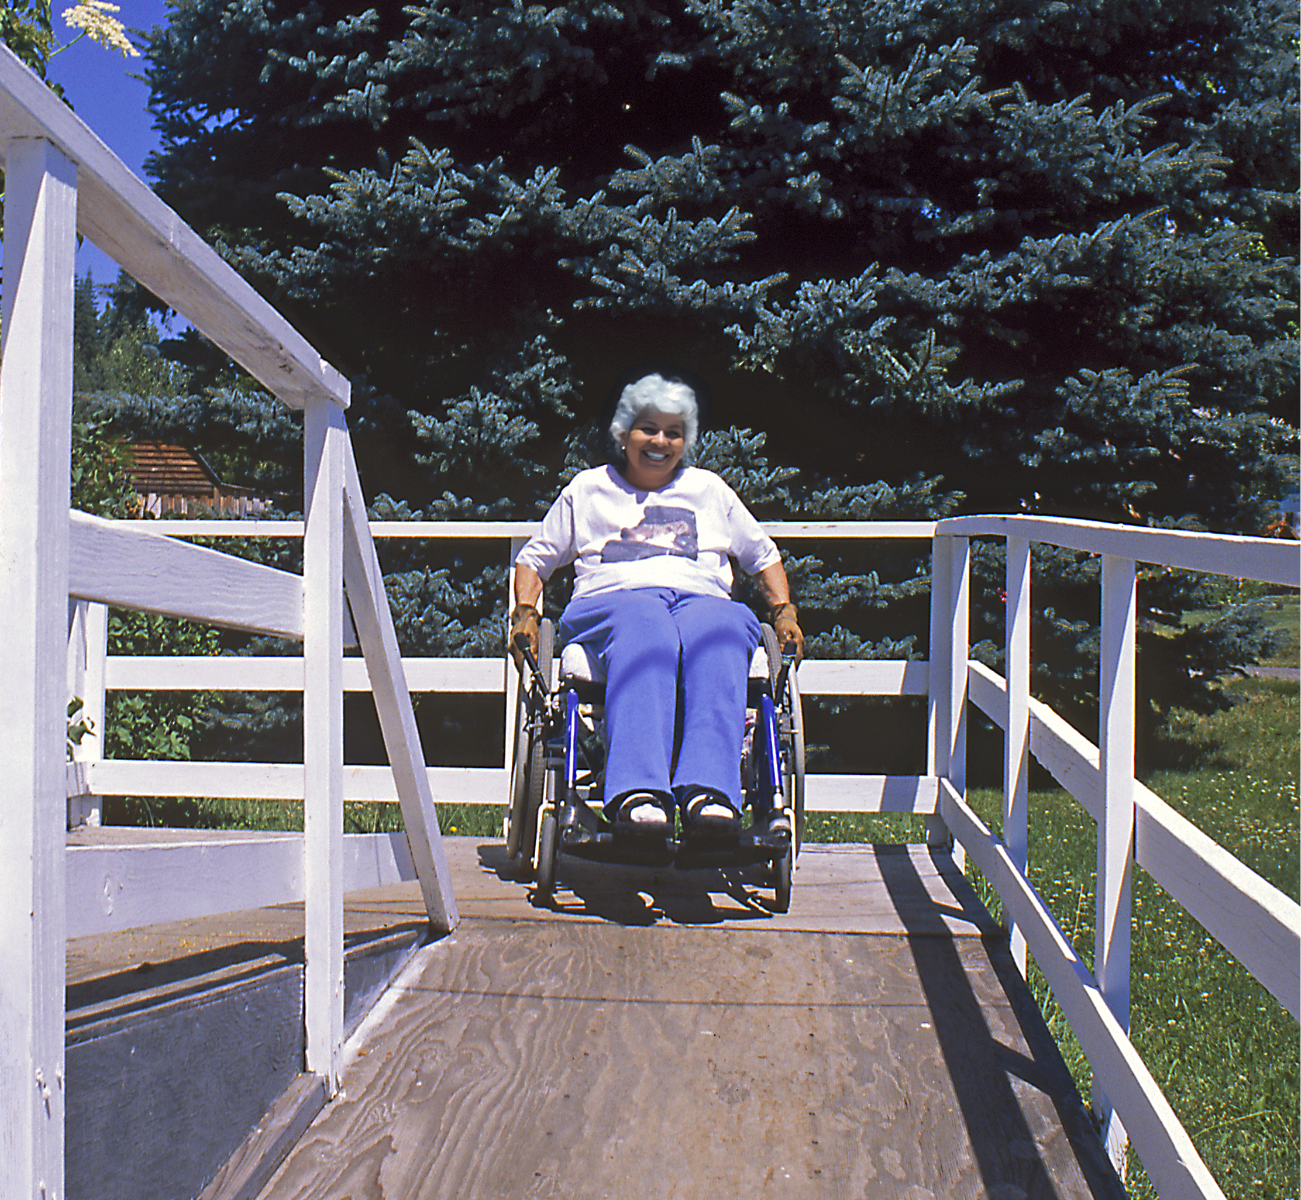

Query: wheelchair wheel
[773,846,792,913]
[785,651,806,857]
[536,809,558,900]
[761,625,806,858]
[506,619,553,865]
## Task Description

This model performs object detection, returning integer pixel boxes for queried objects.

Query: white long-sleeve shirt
[515,465,781,600]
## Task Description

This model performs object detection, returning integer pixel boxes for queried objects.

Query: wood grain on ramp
[259,840,1124,1199]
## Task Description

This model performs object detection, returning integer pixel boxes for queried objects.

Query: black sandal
[681,788,741,841]
[612,790,672,838]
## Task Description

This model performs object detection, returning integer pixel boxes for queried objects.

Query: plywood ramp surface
[260,842,1124,1199]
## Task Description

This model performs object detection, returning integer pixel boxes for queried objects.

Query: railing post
[503,535,527,821]
[303,396,346,1094]
[66,599,108,827]
[1095,553,1136,1174]
[0,136,78,1200]
[928,534,968,861]
[1004,537,1031,975]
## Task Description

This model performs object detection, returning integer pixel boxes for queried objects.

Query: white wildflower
[62,1,139,58]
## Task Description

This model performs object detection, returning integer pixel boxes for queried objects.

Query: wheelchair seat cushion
[559,639,771,684]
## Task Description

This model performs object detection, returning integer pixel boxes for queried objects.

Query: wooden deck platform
[250,838,1124,1199]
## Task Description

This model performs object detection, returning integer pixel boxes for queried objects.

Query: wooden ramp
[256,839,1124,1199]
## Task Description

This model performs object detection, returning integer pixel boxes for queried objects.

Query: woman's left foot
[682,791,741,841]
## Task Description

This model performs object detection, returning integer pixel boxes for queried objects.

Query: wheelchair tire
[536,810,558,899]
[507,619,553,866]
[786,654,806,857]
[505,693,530,859]
[761,624,806,859]
[773,846,792,913]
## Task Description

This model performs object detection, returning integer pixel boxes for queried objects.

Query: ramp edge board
[196,1072,328,1200]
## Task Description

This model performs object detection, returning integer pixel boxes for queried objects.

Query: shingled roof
[124,442,270,518]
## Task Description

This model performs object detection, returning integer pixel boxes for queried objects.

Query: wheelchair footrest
[673,829,789,871]
[554,799,790,871]
[560,828,677,867]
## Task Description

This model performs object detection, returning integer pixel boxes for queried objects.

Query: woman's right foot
[613,792,671,837]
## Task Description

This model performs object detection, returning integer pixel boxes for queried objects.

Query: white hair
[609,374,699,455]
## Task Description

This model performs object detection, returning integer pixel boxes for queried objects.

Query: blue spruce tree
[121,0,1297,769]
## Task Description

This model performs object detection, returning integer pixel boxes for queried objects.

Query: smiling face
[619,408,686,490]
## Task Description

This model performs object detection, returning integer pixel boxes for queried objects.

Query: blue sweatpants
[558,588,761,814]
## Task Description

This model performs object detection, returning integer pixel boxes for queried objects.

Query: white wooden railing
[933,517,1299,1196]
[0,43,457,1200]
[65,519,942,820]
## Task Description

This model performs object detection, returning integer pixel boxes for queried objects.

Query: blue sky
[45,0,169,289]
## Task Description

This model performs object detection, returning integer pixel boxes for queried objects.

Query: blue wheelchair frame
[509,620,802,911]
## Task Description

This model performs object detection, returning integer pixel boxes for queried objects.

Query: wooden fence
[66,513,1301,1196]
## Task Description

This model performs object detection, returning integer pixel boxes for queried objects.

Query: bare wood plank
[0,135,77,1200]
[804,774,939,812]
[0,45,348,412]
[262,889,1121,1199]
[69,511,305,638]
[937,514,1298,587]
[343,439,458,933]
[82,760,506,804]
[103,655,504,693]
[1133,781,1301,1020]
[66,832,418,938]
[939,780,1226,1200]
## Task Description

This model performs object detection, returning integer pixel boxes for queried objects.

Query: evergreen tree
[136,0,1296,768]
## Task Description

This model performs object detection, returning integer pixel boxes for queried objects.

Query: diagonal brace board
[341,437,458,933]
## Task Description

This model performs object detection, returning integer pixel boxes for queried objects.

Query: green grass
[1252,591,1297,671]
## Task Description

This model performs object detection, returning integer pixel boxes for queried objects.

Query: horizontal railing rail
[69,518,943,821]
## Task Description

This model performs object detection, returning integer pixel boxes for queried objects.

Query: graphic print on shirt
[599,505,699,563]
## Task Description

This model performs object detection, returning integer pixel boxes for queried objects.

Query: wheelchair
[506,618,805,911]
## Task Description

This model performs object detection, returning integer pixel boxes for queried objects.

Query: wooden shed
[125,440,271,518]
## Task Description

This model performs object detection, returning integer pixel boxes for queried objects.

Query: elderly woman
[509,372,803,844]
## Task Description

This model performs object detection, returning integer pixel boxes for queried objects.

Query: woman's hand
[510,563,545,670]
[768,602,804,663]
[509,603,540,671]
[754,560,804,662]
